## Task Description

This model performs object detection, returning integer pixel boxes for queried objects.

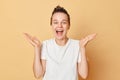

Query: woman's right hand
[23,33,41,48]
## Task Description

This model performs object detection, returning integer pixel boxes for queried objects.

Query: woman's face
[51,12,70,40]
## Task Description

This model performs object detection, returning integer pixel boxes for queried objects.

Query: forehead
[52,12,68,21]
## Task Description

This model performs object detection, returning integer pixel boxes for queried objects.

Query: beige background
[0,0,120,80]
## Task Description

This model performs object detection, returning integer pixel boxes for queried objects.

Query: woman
[24,6,96,80]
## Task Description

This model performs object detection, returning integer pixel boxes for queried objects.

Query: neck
[55,37,68,46]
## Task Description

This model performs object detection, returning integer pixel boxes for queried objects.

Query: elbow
[79,71,88,79]
[81,74,88,79]
[35,75,40,79]
[33,70,43,79]
[34,73,42,79]
[33,67,44,79]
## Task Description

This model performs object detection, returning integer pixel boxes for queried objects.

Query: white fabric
[41,38,81,80]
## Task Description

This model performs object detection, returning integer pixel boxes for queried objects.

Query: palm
[80,33,97,47]
[24,33,41,47]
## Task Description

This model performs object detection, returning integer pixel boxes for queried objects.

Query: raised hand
[23,33,41,47]
[80,33,97,47]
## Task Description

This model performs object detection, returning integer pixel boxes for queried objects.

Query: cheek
[51,26,56,32]
[64,25,70,30]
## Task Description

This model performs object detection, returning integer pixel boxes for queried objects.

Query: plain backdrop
[0,0,120,80]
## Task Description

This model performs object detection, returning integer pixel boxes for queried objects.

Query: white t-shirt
[41,38,81,80]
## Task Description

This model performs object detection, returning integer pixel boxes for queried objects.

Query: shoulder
[42,38,54,45]
[69,39,80,52]
[68,38,80,48]
[69,38,80,44]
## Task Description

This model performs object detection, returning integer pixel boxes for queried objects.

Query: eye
[62,21,67,24]
[53,21,58,24]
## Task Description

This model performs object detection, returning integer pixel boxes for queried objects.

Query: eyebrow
[52,19,68,21]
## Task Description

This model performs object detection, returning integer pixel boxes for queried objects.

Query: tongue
[57,31,63,36]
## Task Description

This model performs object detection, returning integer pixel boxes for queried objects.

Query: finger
[91,33,97,38]
[27,38,36,46]
[23,33,36,46]
[23,33,30,37]
[23,33,30,39]
[24,33,32,39]
[23,33,30,40]
[80,39,88,47]
[33,37,41,46]
[88,33,97,41]
[33,37,40,43]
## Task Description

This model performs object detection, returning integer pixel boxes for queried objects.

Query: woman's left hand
[80,33,97,47]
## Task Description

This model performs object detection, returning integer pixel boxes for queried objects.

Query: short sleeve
[41,41,47,60]
[77,41,81,63]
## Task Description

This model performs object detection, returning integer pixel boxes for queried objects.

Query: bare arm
[78,33,97,79]
[24,33,46,79]
[33,46,46,78]
[78,46,88,79]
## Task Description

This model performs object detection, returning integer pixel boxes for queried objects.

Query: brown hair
[50,5,70,25]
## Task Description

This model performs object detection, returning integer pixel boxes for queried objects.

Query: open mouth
[56,30,64,36]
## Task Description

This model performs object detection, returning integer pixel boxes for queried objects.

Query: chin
[55,36,65,40]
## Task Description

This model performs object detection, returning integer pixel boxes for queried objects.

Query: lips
[56,30,64,36]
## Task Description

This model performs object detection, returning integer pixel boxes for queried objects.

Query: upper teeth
[57,30,63,31]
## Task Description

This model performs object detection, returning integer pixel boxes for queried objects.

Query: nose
[58,22,62,28]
